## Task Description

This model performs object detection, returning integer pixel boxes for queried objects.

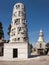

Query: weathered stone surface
[4,43,29,60]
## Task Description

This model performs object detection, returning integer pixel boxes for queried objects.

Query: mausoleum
[4,3,30,60]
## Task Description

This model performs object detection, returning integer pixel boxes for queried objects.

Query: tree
[0,22,5,56]
[30,44,33,49]
[7,24,11,42]
[0,22,4,39]
[29,44,33,53]
[8,24,11,36]
[46,43,49,48]
[46,43,49,52]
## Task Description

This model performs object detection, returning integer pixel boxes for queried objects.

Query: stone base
[4,42,30,61]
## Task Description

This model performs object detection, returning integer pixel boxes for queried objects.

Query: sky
[0,0,49,46]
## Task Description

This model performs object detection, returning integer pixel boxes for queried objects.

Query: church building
[36,29,46,55]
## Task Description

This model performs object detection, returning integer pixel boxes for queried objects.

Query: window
[15,19,20,25]
[16,5,20,9]
[18,38,20,40]
[13,38,20,41]
[21,32,24,34]
[18,27,21,34]
[40,43,42,48]
[18,11,24,16]
[14,38,16,41]
[11,28,16,31]
[23,37,28,41]
[18,27,21,31]
[18,27,25,34]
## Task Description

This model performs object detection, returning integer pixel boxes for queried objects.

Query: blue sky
[0,0,49,45]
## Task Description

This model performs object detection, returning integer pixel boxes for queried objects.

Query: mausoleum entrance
[13,48,18,58]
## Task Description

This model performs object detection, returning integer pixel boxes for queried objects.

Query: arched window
[16,5,20,9]
[15,19,20,25]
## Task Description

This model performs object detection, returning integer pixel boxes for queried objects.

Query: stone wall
[4,43,29,60]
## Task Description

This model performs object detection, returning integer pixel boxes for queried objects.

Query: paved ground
[0,55,49,65]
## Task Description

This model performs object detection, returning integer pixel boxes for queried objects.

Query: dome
[15,3,24,5]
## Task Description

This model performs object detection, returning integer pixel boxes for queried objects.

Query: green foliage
[8,24,11,35]
[30,44,33,49]
[46,43,49,51]
[46,43,49,48]
[29,44,33,53]
[0,22,2,29]
[0,22,4,39]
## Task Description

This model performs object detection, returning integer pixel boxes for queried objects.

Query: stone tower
[4,3,30,60]
[36,29,46,55]
[10,3,28,43]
